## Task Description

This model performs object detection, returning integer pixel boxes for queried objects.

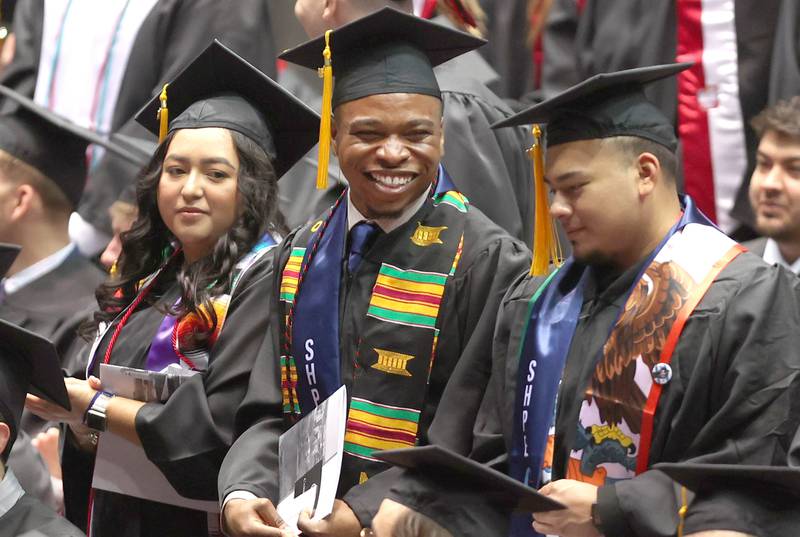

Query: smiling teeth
[373,174,413,186]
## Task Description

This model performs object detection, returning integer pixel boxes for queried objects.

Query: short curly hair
[751,97,800,139]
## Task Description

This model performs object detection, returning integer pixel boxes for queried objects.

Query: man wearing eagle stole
[218,8,530,537]
[369,65,800,537]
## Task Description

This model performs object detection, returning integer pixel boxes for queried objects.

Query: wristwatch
[85,391,114,432]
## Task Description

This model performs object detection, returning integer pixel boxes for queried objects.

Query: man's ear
[9,183,36,222]
[331,119,339,157]
[0,423,10,459]
[322,0,337,23]
[439,117,446,156]
[636,152,660,198]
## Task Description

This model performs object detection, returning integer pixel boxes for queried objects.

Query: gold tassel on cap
[316,30,334,190]
[676,486,688,537]
[527,124,562,276]
[157,83,170,143]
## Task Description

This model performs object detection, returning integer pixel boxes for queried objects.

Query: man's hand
[297,499,362,537]
[222,498,294,537]
[371,499,414,537]
[371,499,453,537]
[31,427,62,479]
[532,480,602,537]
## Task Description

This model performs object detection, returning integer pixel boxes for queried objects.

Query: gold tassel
[527,124,562,276]
[316,30,334,190]
[676,486,688,537]
[157,83,169,143]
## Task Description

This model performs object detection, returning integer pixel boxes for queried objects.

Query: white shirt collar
[346,189,429,234]
[762,238,800,274]
[0,469,25,518]
[2,243,76,295]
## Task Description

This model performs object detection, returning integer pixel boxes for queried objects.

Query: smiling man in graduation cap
[370,64,800,537]
[217,7,530,537]
[0,320,84,537]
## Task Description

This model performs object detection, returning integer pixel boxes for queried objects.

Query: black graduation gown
[0,0,277,234]
[217,200,531,526]
[0,494,85,537]
[386,251,800,537]
[0,248,104,371]
[61,254,275,537]
[540,0,794,229]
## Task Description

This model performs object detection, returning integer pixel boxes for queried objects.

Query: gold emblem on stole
[372,348,414,377]
[410,223,447,246]
[359,472,369,484]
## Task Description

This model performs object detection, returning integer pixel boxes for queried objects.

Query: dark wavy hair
[84,129,287,344]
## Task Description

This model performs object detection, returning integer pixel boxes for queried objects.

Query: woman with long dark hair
[26,41,319,537]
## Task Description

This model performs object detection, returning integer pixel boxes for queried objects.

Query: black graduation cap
[279,6,486,108]
[374,445,565,513]
[492,63,692,152]
[135,40,320,179]
[655,462,800,498]
[0,319,70,459]
[0,242,20,277]
[0,84,149,208]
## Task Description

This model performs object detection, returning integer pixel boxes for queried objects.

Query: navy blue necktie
[348,221,381,273]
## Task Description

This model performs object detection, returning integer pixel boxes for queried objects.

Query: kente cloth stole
[509,197,742,537]
[86,234,277,376]
[279,168,468,487]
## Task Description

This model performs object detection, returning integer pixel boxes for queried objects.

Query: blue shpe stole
[508,196,714,537]
[292,166,456,415]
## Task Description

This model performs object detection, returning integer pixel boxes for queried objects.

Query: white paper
[91,364,219,513]
[277,385,348,534]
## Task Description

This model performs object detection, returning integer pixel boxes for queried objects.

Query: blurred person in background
[745,97,800,273]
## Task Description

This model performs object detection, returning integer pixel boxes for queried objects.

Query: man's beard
[755,217,800,242]
[573,248,616,268]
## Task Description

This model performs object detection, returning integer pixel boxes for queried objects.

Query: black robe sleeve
[217,237,294,504]
[342,230,530,527]
[133,254,275,500]
[596,258,800,537]
[215,323,285,503]
[768,0,800,104]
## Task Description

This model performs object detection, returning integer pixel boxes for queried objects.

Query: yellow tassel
[527,124,562,276]
[676,486,688,537]
[157,83,169,143]
[316,30,334,190]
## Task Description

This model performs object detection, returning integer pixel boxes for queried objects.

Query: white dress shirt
[0,470,26,519]
[2,243,76,295]
[763,238,800,274]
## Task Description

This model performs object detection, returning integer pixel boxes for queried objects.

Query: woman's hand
[26,377,99,425]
